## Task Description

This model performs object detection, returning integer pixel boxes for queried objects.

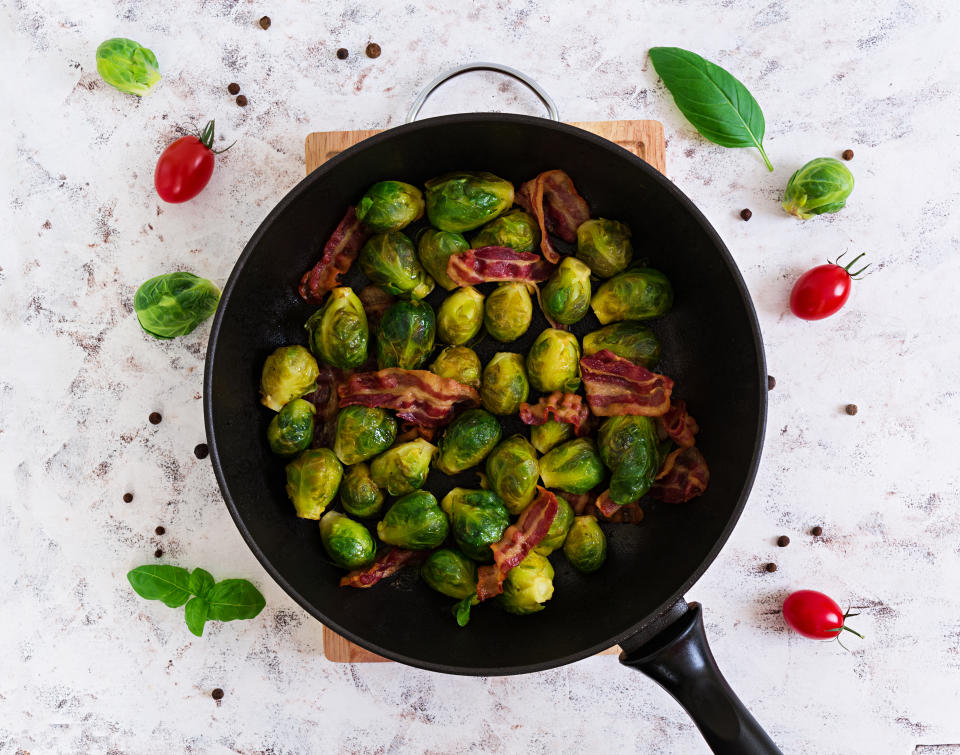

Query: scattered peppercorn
[123,492,134,503]
[845,403,858,416]
[155,526,165,535]
[767,375,776,391]
[227,82,240,95]
[811,526,823,536]
[777,535,790,547]
[194,443,209,459]
[740,208,752,221]
[212,688,224,700]
[765,562,778,572]
[258,16,271,29]
[336,48,349,60]
[154,548,163,558]
[842,149,854,160]
[236,95,248,107]
[149,412,162,425]
[366,42,381,59]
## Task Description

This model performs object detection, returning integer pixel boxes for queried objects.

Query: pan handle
[406,62,560,123]
[619,601,783,755]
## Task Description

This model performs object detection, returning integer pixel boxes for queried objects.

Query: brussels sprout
[333,406,398,465]
[285,448,343,519]
[526,329,581,393]
[481,352,529,415]
[96,38,161,96]
[440,488,511,561]
[499,551,554,615]
[485,435,540,515]
[484,282,533,342]
[416,229,469,291]
[530,419,575,455]
[563,516,607,573]
[782,157,855,219]
[134,272,220,339]
[339,463,385,518]
[421,549,478,599]
[425,171,515,232]
[429,345,482,389]
[319,511,375,569]
[260,345,320,411]
[267,399,316,457]
[304,287,368,369]
[576,218,633,278]
[582,322,662,368]
[376,299,436,370]
[535,494,575,555]
[377,490,449,549]
[597,415,660,504]
[355,181,424,232]
[591,268,674,325]
[369,438,437,496]
[437,287,485,345]
[359,232,435,299]
[436,409,502,475]
[539,437,604,494]
[540,257,592,326]
[470,209,540,253]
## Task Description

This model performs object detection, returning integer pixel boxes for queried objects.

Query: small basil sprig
[127,565,265,637]
[649,46,773,171]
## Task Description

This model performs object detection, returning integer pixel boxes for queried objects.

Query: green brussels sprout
[582,322,662,368]
[416,229,469,291]
[591,268,674,325]
[267,399,316,457]
[355,181,424,232]
[260,345,320,411]
[526,329,581,393]
[304,287,368,369]
[538,438,604,494]
[377,490,449,549]
[134,272,220,340]
[285,448,343,519]
[96,38,161,96]
[339,463,385,518]
[499,551,554,615]
[781,157,855,219]
[437,287,485,345]
[485,435,540,515]
[333,406,398,465]
[576,218,633,278]
[535,495,575,555]
[530,419,575,455]
[440,488,511,561]
[429,346,482,389]
[436,409,502,475]
[481,352,529,415]
[540,257,592,326]
[319,511,375,569]
[369,438,437,496]
[470,209,540,252]
[597,415,660,504]
[563,515,607,573]
[484,282,533,342]
[359,232,435,299]
[376,299,436,370]
[421,549,478,599]
[424,171,515,232]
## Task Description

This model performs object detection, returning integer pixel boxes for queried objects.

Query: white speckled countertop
[4,0,960,752]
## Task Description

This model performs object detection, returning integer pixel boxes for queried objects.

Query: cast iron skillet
[204,90,780,752]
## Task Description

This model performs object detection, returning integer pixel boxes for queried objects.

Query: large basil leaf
[127,565,192,607]
[205,579,266,622]
[184,597,210,637]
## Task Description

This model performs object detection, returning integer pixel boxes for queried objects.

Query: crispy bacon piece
[476,565,503,600]
[651,447,710,503]
[580,349,673,417]
[659,400,699,449]
[357,284,394,330]
[395,421,437,444]
[519,391,590,435]
[305,366,350,448]
[561,491,595,516]
[593,490,644,524]
[516,170,590,263]
[298,207,372,304]
[340,547,427,588]
[338,369,480,427]
[446,246,554,286]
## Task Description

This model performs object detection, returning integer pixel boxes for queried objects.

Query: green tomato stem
[197,119,236,155]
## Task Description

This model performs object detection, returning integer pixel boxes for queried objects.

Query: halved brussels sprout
[355,181,424,232]
[416,229,469,291]
[134,272,220,339]
[425,171,515,232]
[319,511,376,569]
[484,282,533,342]
[339,462,385,518]
[436,409,502,475]
[429,345,482,389]
[359,232,435,299]
[260,345,320,412]
[440,488,511,561]
[266,398,316,457]
[333,406,398,465]
[481,352,529,415]
[377,490,449,549]
[576,218,633,278]
[376,299,436,370]
[534,494,575,555]
[421,549,478,599]
[563,515,607,573]
[437,287,485,345]
[304,287,368,369]
[530,419,575,455]
[527,329,581,393]
[499,551,554,615]
[485,435,540,514]
[591,268,673,325]
[782,157,854,219]
[96,37,161,96]
[582,322,661,368]
[284,447,344,519]
[470,209,540,252]
[539,437,604,494]
[369,438,437,496]
[540,257,592,326]
[597,415,660,504]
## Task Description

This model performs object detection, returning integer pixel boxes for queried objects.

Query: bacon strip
[446,246,554,286]
[340,547,427,588]
[357,284,394,330]
[394,421,437,444]
[580,349,673,417]
[305,366,350,448]
[476,565,503,601]
[298,207,372,304]
[651,447,710,503]
[659,400,699,449]
[516,170,590,263]
[338,369,480,427]
[519,392,590,435]
[562,491,595,516]
[593,490,645,524]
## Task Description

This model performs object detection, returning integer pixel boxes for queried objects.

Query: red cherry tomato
[783,590,863,642]
[155,120,231,203]
[789,252,870,320]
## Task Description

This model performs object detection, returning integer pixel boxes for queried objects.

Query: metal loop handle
[406,62,560,123]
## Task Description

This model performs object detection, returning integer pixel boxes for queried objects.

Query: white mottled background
[3,0,960,752]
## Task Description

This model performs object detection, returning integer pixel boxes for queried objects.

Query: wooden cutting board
[305,119,665,663]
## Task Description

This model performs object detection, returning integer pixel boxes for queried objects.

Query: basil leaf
[127,565,192,607]
[188,568,215,599]
[184,597,209,637]
[205,579,266,622]
[453,596,474,627]
[649,46,773,171]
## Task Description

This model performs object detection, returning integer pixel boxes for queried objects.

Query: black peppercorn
[811,526,823,536]
[154,548,163,558]
[740,208,752,221]
[845,404,858,416]
[336,48,349,60]
[155,526,165,536]
[258,16,271,29]
[842,149,854,160]
[227,83,240,95]
[123,492,134,503]
[212,688,224,700]
[365,43,381,58]
[765,562,778,573]
[149,412,162,425]
[236,95,248,107]
[194,443,209,459]
[777,535,790,547]
[767,375,776,391]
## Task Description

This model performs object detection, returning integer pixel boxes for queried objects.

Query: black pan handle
[619,601,782,755]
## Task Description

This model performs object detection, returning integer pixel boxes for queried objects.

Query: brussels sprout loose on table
[266,398,316,457]
[260,345,320,412]
[781,157,855,219]
[285,447,343,519]
[429,345,482,389]
[437,287,485,346]
[485,435,540,515]
[134,272,220,340]
[424,171,515,232]
[499,551,555,615]
[333,406,397,465]
[421,549,478,599]
[597,415,661,504]
[440,488,511,561]
[591,268,674,325]
[416,229,469,291]
[540,257,592,326]
[304,287,368,369]
[435,409,502,475]
[538,437,605,494]
[96,37,161,96]
[484,282,533,343]
[355,181,424,232]
[563,515,607,573]
[339,462,385,518]
[481,352,530,415]
[377,490,449,549]
[535,495,575,555]
[576,218,633,278]
[359,232,435,299]
[319,511,376,569]
[376,299,436,370]
[527,329,581,393]
[583,322,661,368]
[369,438,437,496]
[470,209,540,253]
[530,418,575,455]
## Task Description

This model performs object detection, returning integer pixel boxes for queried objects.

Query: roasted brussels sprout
[355,181,424,232]
[597,415,660,504]
[333,406,398,465]
[369,438,437,496]
[260,345,320,411]
[526,329,581,393]
[96,37,161,96]
[530,419,575,455]
[576,218,633,278]
[440,488,511,561]
[416,229,469,291]
[535,494,575,555]
[563,515,607,573]
[376,299,436,370]
[421,549,478,599]
[470,209,540,253]
[540,257,592,326]
[424,171,514,232]
[339,462,385,518]
[484,282,533,342]
[319,511,376,569]
[485,435,540,515]
[429,345,482,389]
[782,157,855,219]
[267,398,316,457]
[134,272,220,339]
[436,409,502,475]
[284,448,343,519]
[499,551,554,615]
[582,322,661,368]
[539,437,604,494]
[437,287,484,345]
[481,352,529,415]
[377,490,449,549]
[591,268,674,325]
[304,287,368,369]
[359,232,435,299]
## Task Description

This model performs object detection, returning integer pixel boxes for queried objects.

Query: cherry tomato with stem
[155,120,233,203]
[783,589,864,648]
[789,252,871,320]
